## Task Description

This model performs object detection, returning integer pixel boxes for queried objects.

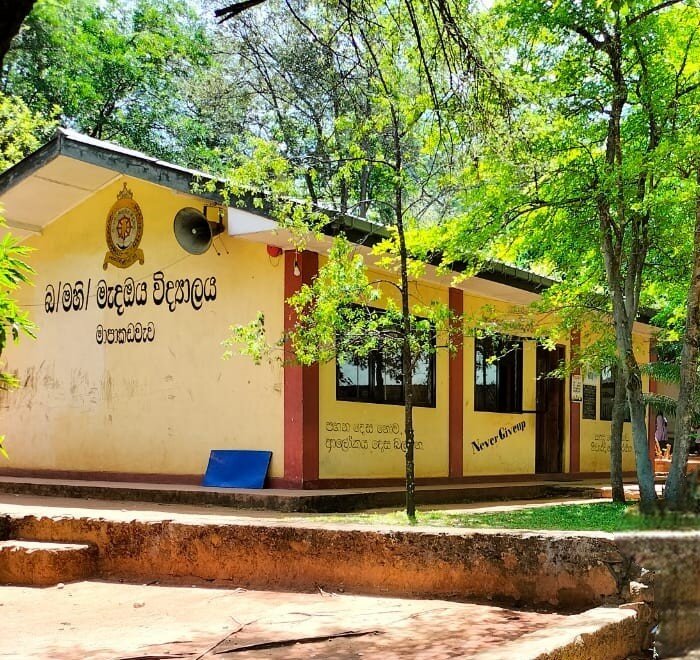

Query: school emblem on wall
[103,183,145,270]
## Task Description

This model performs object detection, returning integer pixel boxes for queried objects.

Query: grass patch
[314,502,700,532]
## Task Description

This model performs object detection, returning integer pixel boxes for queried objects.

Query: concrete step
[0,474,605,513]
[0,540,97,586]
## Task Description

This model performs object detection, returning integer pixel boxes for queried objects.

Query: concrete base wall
[6,514,632,611]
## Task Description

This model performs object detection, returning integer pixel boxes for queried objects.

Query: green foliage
[220,0,496,370]
[3,0,217,167]
[0,228,34,382]
[222,311,271,366]
[640,359,700,425]
[286,238,380,366]
[219,0,491,357]
[0,221,36,458]
[643,393,679,420]
[224,236,454,368]
[203,138,330,247]
[209,0,496,225]
[220,0,496,519]
[433,0,700,510]
[0,88,42,457]
[212,3,383,215]
[0,92,56,170]
[642,360,681,385]
[448,0,700,333]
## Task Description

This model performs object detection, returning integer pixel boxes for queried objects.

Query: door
[535,345,564,473]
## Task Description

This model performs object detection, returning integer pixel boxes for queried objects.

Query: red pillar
[569,330,581,474]
[283,250,319,488]
[647,338,658,461]
[448,287,464,479]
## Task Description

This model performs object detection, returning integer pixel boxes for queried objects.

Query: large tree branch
[0,0,36,68]
[215,0,267,22]
[626,0,688,27]
[674,20,700,89]
[569,24,608,50]
[402,0,441,113]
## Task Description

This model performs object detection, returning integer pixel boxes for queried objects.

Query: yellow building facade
[0,130,656,488]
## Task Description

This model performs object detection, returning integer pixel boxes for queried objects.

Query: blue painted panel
[201,450,272,489]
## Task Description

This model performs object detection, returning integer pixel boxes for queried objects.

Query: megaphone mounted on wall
[173,205,226,255]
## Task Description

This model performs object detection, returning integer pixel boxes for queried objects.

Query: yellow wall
[463,335,537,475]
[318,271,449,479]
[0,177,285,478]
[460,293,571,476]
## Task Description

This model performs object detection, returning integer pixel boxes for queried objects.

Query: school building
[0,129,660,488]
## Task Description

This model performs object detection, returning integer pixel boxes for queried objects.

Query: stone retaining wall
[6,515,632,611]
[615,532,700,655]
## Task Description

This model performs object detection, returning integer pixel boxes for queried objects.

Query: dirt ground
[0,490,608,526]
[0,580,572,659]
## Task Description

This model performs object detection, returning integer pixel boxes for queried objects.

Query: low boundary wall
[4,514,633,611]
[616,532,700,655]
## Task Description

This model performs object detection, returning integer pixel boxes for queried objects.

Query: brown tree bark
[666,165,700,509]
[0,0,36,69]
[596,22,657,513]
[391,107,416,520]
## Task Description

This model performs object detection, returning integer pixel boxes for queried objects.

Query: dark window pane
[380,348,403,403]
[357,359,370,400]
[337,359,358,400]
[474,336,523,413]
[599,367,630,422]
[334,309,435,408]
[412,354,434,406]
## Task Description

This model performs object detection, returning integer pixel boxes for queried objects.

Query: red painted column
[448,287,464,479]
[283,250,319,488]
[569,330,581,474]
[647,338,658,461]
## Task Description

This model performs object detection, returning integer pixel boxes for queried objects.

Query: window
[336,319,436,408]
[600,367,630,422]
[474,335,523,413]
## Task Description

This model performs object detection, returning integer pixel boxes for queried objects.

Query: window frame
[335,309,437,408]
[474,335,524,414]
[599,367,631,422]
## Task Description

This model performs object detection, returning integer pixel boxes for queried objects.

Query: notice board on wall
[582,384,597,420]
[571,374,583,402]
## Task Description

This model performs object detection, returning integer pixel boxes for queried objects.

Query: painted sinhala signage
[42,184,217,345]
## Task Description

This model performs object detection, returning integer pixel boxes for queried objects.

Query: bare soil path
[0,581,567,659]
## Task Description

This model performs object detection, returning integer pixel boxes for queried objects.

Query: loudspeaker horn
[173,207,225,255]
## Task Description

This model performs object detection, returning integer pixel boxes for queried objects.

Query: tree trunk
[666,165,700,509]
[625,358,657,512]
[600,209,657,511]
[610,366,626,503]
[398,197,416,521]
[0,0,35,69]
[597,24,656,512]
[391,109,416,520]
